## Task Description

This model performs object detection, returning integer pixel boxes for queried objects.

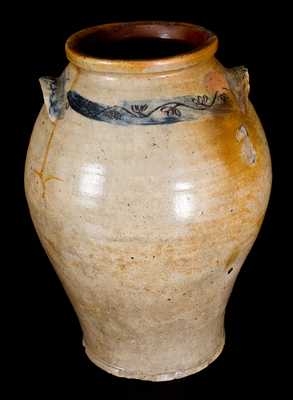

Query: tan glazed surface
[25,22,272,381]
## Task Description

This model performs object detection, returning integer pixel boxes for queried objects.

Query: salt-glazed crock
[25,21,272,381]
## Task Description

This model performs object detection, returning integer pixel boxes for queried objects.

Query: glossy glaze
[25,22,271,381]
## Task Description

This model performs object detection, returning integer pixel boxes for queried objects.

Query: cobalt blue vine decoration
[67,90,231,126]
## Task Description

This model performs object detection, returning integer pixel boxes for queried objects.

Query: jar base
[83,338,225,381]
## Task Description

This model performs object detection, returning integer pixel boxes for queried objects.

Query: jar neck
[65,21,218,75]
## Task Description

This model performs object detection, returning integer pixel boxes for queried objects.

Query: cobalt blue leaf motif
[67,90,231,126]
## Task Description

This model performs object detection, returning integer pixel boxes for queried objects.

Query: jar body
[25,58,271,381]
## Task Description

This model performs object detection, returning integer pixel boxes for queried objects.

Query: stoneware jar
[25,21,272,381]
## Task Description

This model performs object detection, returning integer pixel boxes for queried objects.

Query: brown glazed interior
[69,22,213,60]
[65,21,218,73]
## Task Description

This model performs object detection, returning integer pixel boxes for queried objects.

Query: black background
[7,1,287,397]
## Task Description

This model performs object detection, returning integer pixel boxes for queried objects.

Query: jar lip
[65,21,218,74]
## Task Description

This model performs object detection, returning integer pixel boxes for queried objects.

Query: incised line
[34,68,80,199]
[33,123,63,199]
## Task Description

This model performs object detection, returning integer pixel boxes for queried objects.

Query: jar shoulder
[25,102,271,234]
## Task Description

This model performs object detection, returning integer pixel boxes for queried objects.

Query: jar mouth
[65,21,218,74]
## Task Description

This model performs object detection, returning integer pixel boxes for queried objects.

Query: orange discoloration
[25,21,272,381]
[256,214,266,229]
[34,67,80,199]
[34,122,60,198]
[34,167,63,199]
[43,236,59,254]
[44,175,64,183]
[225,249,240,269]
[37,123,56,174]
[204,70,228,92]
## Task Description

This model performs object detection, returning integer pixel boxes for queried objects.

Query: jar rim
[65,21,218,74]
